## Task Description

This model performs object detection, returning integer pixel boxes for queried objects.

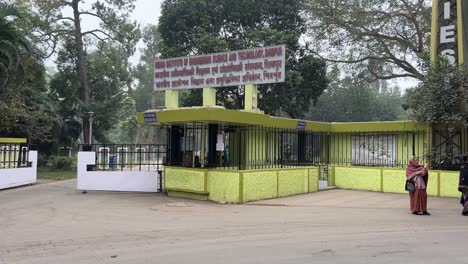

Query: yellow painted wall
[278,169,308,197]
[308,168,319,192]
[382,169,440,196]
[440,171,460,198]
[336,166,461,198]
[382,169,406,194]
[164,167,207,193]
[166,166,319,203]
[242,170,278,203]
[426,172,440,197]
[335,167,382,192]
[207,171,240,203]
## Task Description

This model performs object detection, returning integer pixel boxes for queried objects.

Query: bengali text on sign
[154,45,286,90]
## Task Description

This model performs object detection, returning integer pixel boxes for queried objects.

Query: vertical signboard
[431,0,467,65]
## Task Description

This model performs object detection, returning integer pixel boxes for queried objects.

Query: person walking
[406,156,430,215]
[458,156,468,216]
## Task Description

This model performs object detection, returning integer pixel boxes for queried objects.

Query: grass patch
[38,168,76,181]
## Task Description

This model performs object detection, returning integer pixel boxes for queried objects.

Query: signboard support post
[244,84,258,111]
[165,90,179,109]
[203,87,217,107]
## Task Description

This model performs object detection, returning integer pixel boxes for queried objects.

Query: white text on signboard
[154,45,286,90]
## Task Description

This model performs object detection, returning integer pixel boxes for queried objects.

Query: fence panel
[80,144,167,172]
[0,144,31,169]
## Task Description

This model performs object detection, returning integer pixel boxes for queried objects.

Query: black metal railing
[80,144,167,172]
[431,126,468,170]
[0,144,31,169]
[80,126,467,172]
[165,124,432,170]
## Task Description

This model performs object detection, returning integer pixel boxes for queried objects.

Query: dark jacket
[459,163,468,192]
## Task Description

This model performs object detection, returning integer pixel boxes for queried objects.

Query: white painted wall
[77,152,160,192]
[0,151,37,190]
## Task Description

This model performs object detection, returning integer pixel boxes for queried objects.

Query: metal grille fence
[431,126,468,170]
[80,126,467,172]
[165,124,433,170]
[80,144,167,172]
[0,144,31,169]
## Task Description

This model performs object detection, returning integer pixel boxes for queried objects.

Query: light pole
[88,111,94,145]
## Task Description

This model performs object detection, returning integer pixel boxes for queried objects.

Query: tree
[49,38,131,145]
[0,3,31,89]
[158,0,328,118]
[31,0,140,144]
[307,67,404,122]
[133,24,161,112]
[405,57,468,125]
[108,97,138,144]
[304,0,431,81]
[0,2,60,146]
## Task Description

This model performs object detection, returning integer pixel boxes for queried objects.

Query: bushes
[38,154,49,168]
[39,155,75,170]
[48,156,73,170]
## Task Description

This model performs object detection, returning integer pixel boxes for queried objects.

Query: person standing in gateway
[406,156,430,215]
[458,156,468,216]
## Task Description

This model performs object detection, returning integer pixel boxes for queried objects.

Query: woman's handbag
[405,179,416,192]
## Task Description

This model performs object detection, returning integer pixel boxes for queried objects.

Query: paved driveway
[0,180,466,264]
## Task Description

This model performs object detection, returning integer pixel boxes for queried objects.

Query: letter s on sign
[441,49,456,64]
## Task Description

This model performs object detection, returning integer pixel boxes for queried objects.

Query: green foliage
[49,41,132,144]
[304,0,431,80]
[47,156,73,170]
[37,154,49,168]
[158,0,328,118]
[133,25,161,111]
[308,67,404,122]
[31,0,140,145]
[108,96,138,143]
[0,3,31,89]
[405,57,468,125]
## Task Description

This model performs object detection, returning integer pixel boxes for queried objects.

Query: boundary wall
[164,166,320,203]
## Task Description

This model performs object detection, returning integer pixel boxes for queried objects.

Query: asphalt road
[0,180,467,264]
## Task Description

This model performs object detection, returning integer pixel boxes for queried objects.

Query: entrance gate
[77,144,167,192]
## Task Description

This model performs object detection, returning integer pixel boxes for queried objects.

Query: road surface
[0,180,466,264]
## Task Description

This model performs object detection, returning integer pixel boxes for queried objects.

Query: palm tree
[0,3,31,90]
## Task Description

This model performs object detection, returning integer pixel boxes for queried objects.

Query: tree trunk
[72,0,91,144]
[126,79,133,97]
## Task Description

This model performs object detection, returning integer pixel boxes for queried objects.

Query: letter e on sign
[440,25,456,44]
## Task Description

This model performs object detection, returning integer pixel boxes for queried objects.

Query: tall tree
[304,0,431,81]
[133,24,161,112]
[0,2,60,146]
[0,3,30,89]
[307,67,404,122]
[31,0,140,144]
[158,0,328,118]
[49,40,130,144]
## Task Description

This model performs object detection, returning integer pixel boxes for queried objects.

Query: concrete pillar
[244,84,258,111]
[165,90,179,109]
[203,87,216,107]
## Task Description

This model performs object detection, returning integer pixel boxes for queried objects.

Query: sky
[45,0,164,69]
